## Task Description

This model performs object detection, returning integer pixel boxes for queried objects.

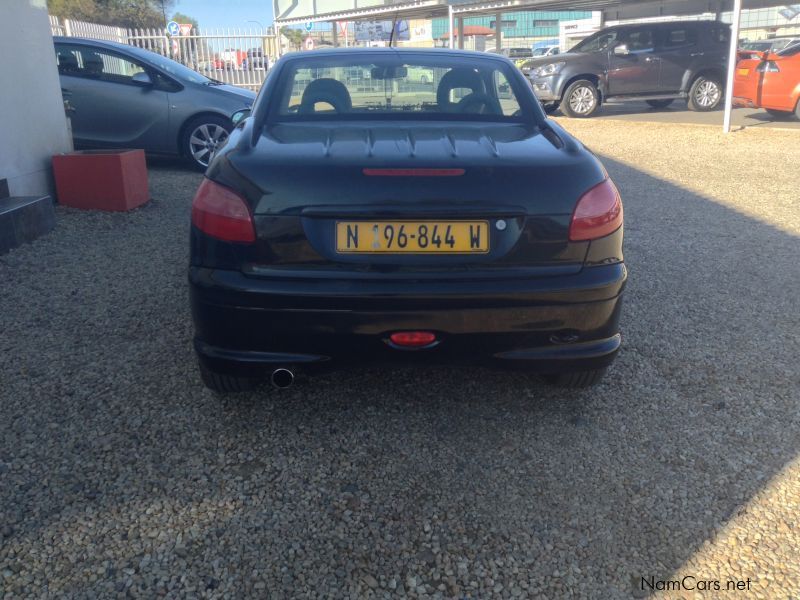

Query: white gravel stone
[0,124,798,598]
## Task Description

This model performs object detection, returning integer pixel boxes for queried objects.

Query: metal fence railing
[49,16,277,91]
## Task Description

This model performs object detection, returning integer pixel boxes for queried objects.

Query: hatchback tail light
[569,178,623,241]
[191,179,255,243]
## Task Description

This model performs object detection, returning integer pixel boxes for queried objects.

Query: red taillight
[191,179,255,243]
[569,178,623,242]
[389,331,437,348]
[363,168,465,177]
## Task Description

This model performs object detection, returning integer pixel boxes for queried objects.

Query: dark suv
[528,21,730,117]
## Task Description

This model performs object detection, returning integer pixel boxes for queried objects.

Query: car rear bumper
[190,263,627,377]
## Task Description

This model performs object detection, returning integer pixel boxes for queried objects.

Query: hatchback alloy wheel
[189,123,230,168]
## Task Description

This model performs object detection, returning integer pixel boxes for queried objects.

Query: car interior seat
[436,68,487,112]
[57,51,80,74]
[82,52,105,77]
[299,78,353,114]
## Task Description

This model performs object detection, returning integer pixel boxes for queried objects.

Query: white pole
[448,5,455,49]
[723,0,742,133]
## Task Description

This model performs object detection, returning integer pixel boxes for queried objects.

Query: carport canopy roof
[273,0,790,134]
[439,25,495,39]
[274,0,787,26]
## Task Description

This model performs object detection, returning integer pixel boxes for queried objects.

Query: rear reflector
[569,178,623,242]
[363,168,465,177]
[389,331,437,348]
[191,178,255,243]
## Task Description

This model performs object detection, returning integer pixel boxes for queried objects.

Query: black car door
[656,25,701,93]
[607,27,660,95]
[55,43,170,152]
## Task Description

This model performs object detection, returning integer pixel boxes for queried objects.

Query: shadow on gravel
[0,159,798,598]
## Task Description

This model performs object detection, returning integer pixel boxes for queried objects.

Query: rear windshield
[272,53,526,122]
[778,41,800,56]
[743,41,773,51]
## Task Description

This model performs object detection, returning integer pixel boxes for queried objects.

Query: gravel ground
[1,122,799,599]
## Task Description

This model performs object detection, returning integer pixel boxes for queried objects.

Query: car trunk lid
[215,122,604,273]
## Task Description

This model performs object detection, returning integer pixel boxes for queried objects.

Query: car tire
[560,80,600,118]
[687,75,723,112]
[542,102,560,115]
[182,115,232,172]
[199,362,258,393]
[646,99,674,109]
[543,367,608,388]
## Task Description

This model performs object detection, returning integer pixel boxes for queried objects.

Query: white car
[532,45,560,57]
[405,65,434,84]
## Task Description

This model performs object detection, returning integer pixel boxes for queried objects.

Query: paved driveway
[554,101,800,130]
[0,121,798,599]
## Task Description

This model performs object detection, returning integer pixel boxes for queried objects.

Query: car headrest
[437,68,486,110]
[83,52,104,75]
[57,51,79,73]
[299,78,352,114]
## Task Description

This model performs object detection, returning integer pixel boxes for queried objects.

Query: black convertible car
[190,48,626,393]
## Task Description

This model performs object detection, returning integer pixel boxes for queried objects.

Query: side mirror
[231,108,251,125]
[613,44,630,56]
[132,71,153,86]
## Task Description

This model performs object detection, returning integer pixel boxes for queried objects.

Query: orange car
[733,43,800,119]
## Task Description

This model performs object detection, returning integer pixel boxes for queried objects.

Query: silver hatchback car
[53,37,256,169]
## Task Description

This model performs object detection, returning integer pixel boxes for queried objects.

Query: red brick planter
[52,149,149,211]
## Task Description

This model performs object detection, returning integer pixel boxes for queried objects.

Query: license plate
[336,221,489,254]
[737,68,750,76]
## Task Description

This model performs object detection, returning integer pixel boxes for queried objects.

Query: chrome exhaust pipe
[271,368,294,389]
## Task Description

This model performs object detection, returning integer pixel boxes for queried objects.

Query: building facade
[432,10,592,49]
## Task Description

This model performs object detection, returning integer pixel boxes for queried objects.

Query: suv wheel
[182,115,232,171]
[199,362,258,393]
[687,75,722,112]
[543,367,607,388]
[560,80,600,118]
[542,102,560,115]
[646,99,674,109]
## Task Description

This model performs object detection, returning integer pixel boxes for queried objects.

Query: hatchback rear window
[778,41,800,56]
[273,54,524,121]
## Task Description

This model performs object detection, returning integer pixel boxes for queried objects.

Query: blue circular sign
[166,20,180,36]
[304,21,313,32]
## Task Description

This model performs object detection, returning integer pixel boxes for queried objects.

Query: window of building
[489,20,517,29]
